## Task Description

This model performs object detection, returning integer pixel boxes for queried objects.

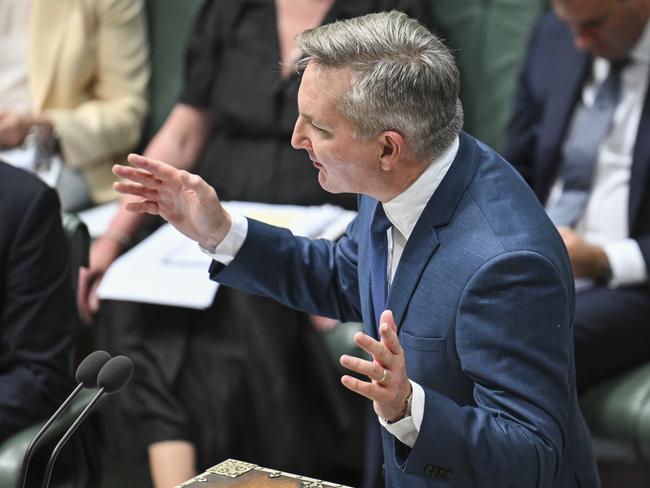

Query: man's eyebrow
[300,112,332,130]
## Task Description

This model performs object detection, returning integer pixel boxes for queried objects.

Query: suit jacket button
[424,464,435,476]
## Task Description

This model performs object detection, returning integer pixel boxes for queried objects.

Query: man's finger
[340,354,385,381]
[353,331,392,366]
[179,171,216,205]
[113,165,163,188]
[380,310,397,333]
[127,153,179,181]
[124,199,160,215]
[113,181,158,200]
[379,321,403,356]
[340,375,382,402]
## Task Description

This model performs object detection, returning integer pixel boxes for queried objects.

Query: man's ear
[378,130,404,171]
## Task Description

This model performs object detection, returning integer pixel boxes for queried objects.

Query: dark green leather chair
[0,389,99,488]
[580,364,650,464]
[430,0,547,150]
[143,0,204,144]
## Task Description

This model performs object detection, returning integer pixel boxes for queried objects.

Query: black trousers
[574,284,650,390]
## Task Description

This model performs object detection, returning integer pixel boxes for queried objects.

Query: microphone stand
[40,387,106,488]
[18,383,84,488]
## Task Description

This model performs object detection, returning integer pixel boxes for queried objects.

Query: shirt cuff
[602,238,648,287]
[199,212,248,264]
[378,380,424,448]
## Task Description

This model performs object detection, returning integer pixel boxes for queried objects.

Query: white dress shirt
[548,20,650,287]
[203,136,460,448]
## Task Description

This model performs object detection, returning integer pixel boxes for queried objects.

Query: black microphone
[40,355,133,488]
[18,350,111,488]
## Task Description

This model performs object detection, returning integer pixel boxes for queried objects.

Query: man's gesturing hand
[113,154,231,249]
[340,310,412,422]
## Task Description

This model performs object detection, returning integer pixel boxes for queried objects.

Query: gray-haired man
[114,12,599,487]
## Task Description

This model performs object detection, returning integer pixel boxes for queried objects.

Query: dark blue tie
[548,59,628,227]
[368,202,392,330]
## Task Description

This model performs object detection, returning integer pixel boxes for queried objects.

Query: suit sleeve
[45,0,150,168]
[0,187,75,439]
[395,251,575,488]
[211,218,363,323]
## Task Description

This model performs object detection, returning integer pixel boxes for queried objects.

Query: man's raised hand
[113,154,232,249]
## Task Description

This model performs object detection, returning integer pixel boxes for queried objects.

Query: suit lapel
[538,45,590,189]
[630,87,650,229]
[29,0,71,110]
[388,133,479,329]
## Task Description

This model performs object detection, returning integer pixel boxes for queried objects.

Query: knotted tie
[368,202,392,329]
[548,59,628,227]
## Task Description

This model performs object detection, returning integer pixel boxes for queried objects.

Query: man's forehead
[552,0,610,21]
[302,62,354,95]
[297,63,354,121]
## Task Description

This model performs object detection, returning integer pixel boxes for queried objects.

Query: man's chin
[317,171,339,194]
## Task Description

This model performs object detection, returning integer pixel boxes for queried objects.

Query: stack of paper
[82,201,355,309]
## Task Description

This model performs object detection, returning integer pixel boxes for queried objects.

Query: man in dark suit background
[0,161,74,440]
[503,0,650,390]
[114,12,599,487]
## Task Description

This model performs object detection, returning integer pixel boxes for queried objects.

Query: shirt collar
[631,19,650,65]
[383,136,459,241]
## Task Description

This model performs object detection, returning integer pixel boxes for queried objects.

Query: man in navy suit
[0,161,74,440]
[114,11,599,487]
[503,0,650,390]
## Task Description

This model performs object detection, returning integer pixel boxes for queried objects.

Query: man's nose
[291,119,310,151]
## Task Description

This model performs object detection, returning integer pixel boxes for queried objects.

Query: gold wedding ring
[376,369,389,384]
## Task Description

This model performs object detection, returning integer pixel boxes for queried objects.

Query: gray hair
[295,11,463,161]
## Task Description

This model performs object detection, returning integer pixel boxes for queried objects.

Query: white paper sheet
[92,201,355,309]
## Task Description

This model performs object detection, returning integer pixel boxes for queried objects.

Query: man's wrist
[386,384,413,424]
[200,212,248,265]
[200,209,232,250]
[592,245,611,281]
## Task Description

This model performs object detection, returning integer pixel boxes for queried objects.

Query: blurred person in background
[503,0,650,390]
[0,159,75,441]
[0,0,149,211]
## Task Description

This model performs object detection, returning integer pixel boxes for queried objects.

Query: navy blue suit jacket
[503,12,650,276]
[0,162,74,441]
[212,133,599,487]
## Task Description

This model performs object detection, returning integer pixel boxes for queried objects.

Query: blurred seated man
[0,160,75,441]
[0,0,149,211]
[503,0,650,389]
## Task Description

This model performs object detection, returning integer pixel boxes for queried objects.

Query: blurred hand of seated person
[0,160,75,440]
[0,0,149,212]
[77,104,211,324]
[0,112,52,149]
[310,314,340,332]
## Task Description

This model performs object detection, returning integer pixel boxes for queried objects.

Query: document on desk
[96,201,356,309]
